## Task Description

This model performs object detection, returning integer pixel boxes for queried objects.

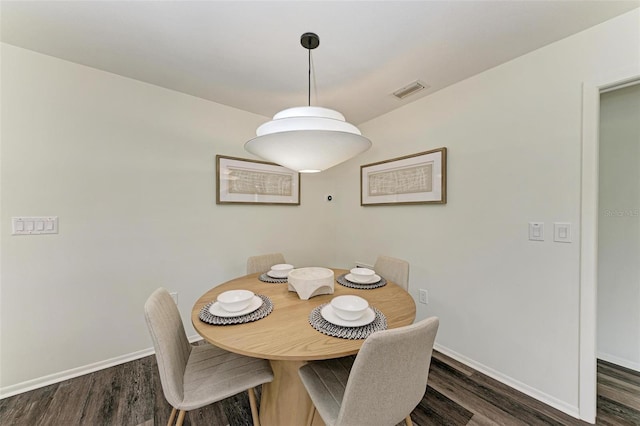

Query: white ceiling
[2,1,638,125]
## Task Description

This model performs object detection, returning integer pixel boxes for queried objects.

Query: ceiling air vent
[392,81,427,100]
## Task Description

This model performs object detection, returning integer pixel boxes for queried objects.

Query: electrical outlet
[170,292,178,305]
[419,289,428,304]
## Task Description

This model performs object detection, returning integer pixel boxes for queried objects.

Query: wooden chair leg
[405,414,413,426]
[248,387,260,426]
[306,404,316,426]
[167,407,177,426]
[176,410,186,426]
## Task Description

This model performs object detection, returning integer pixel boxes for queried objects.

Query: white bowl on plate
[269,263,294,278]
[217,289,255,312]
[331,295,369,321]
[349,267,376,283]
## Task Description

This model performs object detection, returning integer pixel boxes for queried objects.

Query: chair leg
[306,404,316,426]
[167,407,177,426]
[176,410,186,426]
[405,414,413,426]
[248,387,260,426]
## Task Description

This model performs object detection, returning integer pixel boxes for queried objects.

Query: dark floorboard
[1,351,638,425]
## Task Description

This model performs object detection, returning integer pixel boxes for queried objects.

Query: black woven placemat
[308,303,387,339]
[259,273,287,283]
[199,294,273,325]
[336,273,387,290]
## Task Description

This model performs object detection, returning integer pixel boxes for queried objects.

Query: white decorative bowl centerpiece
[349,267,376,283]
[287,267,334,300]
[331,295,369,321]
[268,263,294,278]
[217,289,254,312]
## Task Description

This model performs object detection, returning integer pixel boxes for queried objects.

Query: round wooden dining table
[191,268,416,426]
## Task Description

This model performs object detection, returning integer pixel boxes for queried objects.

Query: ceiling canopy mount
[300,32,320,50]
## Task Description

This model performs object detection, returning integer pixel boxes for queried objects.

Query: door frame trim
[579,68,640,423]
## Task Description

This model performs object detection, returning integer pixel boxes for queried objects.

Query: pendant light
[245,32,372,173]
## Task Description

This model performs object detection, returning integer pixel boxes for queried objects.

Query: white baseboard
[0,334,204,400]
[434,343,580,420]
[597,351,640,372]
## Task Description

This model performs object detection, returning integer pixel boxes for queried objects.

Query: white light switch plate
[528,222,544,241]
[554,222,572,243]
[12,217,58,235]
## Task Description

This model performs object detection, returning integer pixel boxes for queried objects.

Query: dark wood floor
[596,360,640,426]
[1,349,638,425]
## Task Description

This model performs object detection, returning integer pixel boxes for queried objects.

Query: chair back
[374,255,410,290]
[144,288,192,408]
[246,253,286,275]
[337,317,439,426]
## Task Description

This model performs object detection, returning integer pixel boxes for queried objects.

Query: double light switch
[528,222,572,243]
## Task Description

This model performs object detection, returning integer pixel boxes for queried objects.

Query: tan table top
[191,268,416,361]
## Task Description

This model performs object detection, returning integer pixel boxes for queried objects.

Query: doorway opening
[579,72,640,423]
[596,81,640,422]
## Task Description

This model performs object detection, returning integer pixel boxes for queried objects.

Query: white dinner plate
[209,296,263,317]
[345,273,381,284]
[266,270,287,279]
[321,305,376,327]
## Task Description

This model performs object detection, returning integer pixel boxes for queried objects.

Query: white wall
[0,44,335,391]
[597,84,640,371]
[328,9,639,416]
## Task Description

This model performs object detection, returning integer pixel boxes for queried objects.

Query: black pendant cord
[300,32,319,107]
[308,48,311,107]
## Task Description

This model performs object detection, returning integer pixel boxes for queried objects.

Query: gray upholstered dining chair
[144,288,274,426]
[246,252,286,275]
[298,317,439,426]
[374,255,410,290]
